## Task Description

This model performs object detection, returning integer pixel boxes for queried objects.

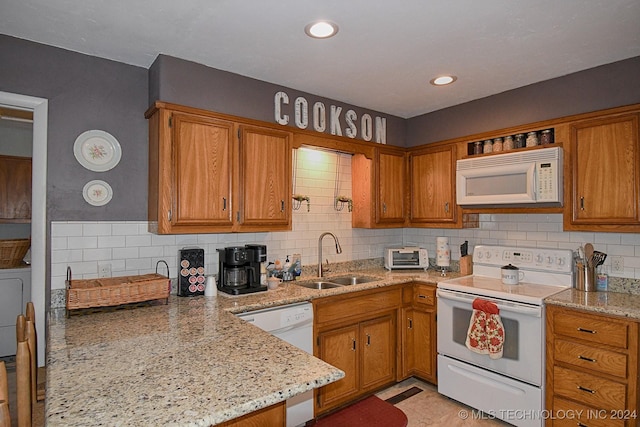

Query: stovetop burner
[438,245,574,305]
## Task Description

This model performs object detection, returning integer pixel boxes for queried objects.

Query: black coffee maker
[217,245,267,295]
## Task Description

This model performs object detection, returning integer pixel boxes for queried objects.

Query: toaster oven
[384,247,429,270]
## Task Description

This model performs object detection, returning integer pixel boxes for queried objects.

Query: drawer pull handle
[352,338,356,351]
[366,334,371,346]
[577,385,596,394]
[408,318,413,329]
[578,355,596,363]
[577,327,596,334]
[577,423,589,427]
[418,295,427,299]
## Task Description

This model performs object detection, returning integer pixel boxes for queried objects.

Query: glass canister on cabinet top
[540,129,554,145]
[514,133,526,149]
[483,139,493,153]
[473,141,483,155]
[492,137,503,152]
[526,131,539,147]
[503,135,514,150]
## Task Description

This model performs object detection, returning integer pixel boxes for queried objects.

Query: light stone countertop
[46,267,446,426]
[544,288,640,320]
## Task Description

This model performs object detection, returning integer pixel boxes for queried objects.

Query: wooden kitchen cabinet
[352,146,406,228]
[407,144,459,227]
[565,111,640,232]
[400,283,437,383]
[546,305,640,427]
[218,401,285,426]
[0,155,31,222]
[146,102,292,234]
[313,286,401,414]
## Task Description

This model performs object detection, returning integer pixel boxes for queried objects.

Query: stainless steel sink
[296,281,344,290]
[328,275,379,286]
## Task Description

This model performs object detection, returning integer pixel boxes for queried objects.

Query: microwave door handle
[436,289,542,317]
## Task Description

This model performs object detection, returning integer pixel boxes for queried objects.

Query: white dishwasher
[237,302,313,427]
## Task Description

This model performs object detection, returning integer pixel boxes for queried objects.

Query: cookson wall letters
[274,91,387,144]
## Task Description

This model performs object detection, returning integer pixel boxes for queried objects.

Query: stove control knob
[557,257,564,266]
[485,251,492,259]
[536,254,544,263]
[547,256,554,264]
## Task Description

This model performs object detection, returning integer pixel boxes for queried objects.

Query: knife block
[459,255,473,276]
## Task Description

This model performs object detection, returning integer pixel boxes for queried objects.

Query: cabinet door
[0,155,31,221]
[360,314,395,392]
[171,112,233,228]
[377,150,406,224]
[408,145,458,225]
[317,324,359,410]
[238,125,291,229]
[402,308,435,382]
[570,113,640,227]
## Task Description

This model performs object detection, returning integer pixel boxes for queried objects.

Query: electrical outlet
[98,263,112,278]
[611,256,624,273]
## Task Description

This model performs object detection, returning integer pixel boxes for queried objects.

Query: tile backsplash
[50,148,640,296]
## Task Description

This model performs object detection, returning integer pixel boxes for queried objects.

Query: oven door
[436,288,544,386]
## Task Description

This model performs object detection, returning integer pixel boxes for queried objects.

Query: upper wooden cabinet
[352,146,406,228]
[146,102,292,234]
[0,155,32,222]
[407,144,459,227]
[565,111,640,232]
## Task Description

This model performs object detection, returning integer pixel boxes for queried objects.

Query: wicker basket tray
[66,270,170,314]
[0,238,30,268]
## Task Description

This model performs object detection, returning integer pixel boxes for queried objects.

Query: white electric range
[437,245,574,427]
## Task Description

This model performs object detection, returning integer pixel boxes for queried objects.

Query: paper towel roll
[436,237,450,267]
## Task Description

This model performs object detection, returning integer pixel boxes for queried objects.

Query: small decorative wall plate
[73,130,122,172]
[83,180,113,206]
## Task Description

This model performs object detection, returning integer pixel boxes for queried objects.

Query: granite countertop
[545,288,640,320]
[46,267,447,426]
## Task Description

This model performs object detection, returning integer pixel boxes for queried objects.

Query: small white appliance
[384,246,429,270]
[456,146,562,206]
[437,245,573,427]
[237,303,313,427]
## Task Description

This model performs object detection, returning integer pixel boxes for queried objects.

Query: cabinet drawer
[553,310,629,349]
[554,366,626,411]
[315,288,402,325]
[413,284,435,307]
[554,339,627,378]
[552,397,625,427]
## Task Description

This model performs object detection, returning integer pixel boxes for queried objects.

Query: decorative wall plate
[73,130,122,172]
[83,180,113,206]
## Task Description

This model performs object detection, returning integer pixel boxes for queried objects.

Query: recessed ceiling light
[430,75,457,86]
[305,21,339,39]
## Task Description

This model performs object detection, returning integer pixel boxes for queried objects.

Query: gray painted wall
[406,56,640,146]
[0,35,148,221]
[149,55,407,147]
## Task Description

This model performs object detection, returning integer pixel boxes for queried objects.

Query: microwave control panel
[536,160,560,201]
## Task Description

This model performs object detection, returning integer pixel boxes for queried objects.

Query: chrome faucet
[318,232,342,277]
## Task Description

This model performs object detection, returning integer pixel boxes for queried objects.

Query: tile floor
[376,378,510,426]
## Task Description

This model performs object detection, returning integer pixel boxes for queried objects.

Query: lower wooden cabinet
[400,283,437,383]
[314,283,438,415]
[546,305,640,427]
[314,286,400,414]
[218,401,285,427]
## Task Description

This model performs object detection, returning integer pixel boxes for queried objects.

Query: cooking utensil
[460,241,468,257]
[584,243,594,265]
[591,251,607,267]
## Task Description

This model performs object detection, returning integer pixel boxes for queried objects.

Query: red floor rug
[312,395,408,427]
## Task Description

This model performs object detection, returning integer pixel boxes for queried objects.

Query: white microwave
[384,247,429,270]
[456,146,563,206]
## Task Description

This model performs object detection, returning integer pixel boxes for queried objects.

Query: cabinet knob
[580,196,585,210]
[351,338,356,351]
[444,202,449,213]
[281,200,285,212]
[408,318,413,329]
[222,197,227,211]
[366,334,371,346]
[382,202,387,214]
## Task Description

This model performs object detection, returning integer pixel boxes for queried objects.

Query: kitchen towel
[465,298,505,359]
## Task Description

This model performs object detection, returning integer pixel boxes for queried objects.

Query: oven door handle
[437,289,542,317]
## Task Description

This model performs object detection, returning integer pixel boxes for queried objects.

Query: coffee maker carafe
[217,245,268,295]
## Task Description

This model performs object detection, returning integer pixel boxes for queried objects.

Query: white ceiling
[1,0,639,118]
